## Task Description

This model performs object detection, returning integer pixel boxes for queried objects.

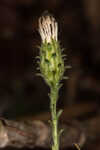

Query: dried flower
[39,14,58,43]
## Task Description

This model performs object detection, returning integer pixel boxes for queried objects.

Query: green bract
[39,39,64,88]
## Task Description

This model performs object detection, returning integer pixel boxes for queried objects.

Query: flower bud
[38,13,65,88]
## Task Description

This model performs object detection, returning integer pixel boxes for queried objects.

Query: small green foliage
[39,39,65,88]
[57,109,63,120]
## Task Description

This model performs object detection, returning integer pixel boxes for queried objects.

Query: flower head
[38,12,65,88]
[39,13,58,43]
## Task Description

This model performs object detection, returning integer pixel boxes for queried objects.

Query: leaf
[58,128,64,137]
[48,120,52,126]
[57,109,63,119]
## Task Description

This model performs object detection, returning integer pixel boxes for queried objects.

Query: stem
[50,86,59,150]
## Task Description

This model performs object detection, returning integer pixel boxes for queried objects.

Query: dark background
[0,0,100,120]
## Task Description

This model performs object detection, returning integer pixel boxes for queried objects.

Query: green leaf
[59,128,64,137]
[57,109,63,119]
[48,120,52,126]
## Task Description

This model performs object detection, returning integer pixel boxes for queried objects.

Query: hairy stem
[50,86,59,150]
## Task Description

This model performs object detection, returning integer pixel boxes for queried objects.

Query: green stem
[50,86,59,150]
